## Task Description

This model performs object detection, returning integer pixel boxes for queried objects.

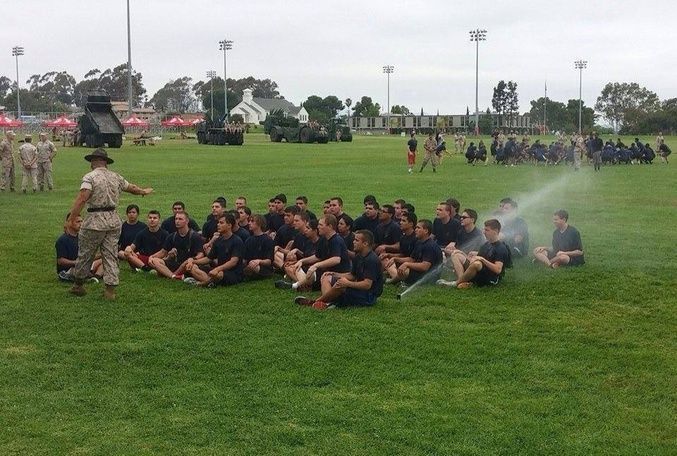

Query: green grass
[0,133,675,454]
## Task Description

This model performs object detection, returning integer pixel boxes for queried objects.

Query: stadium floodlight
[219,39,234,122]
[574,60,588,134]
[12,46,24,118]
[469,29,487,135]
[383,65,394,133]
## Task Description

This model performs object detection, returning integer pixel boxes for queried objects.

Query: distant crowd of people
[404,129,671,172]
[57,193,585,310]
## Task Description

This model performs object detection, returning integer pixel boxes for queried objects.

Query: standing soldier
[419,132,439,173]
[18,135,38,193]
[67,148,153,299]
[406,130,417,174]
[573,133,585,171]
[0,130,16,192]
[655,131,664,151]
[36,132,57,191]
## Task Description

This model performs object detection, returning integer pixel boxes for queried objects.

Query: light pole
[574,60,587,134]
[383,65,394,133]
[12,46,24,119]
[206,70,217,120]
[219,39,233,122]
[469,29,487,136]
[126,0,133,118]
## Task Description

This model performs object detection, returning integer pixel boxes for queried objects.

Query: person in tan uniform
[573,133,585,171]
[36,132,57,191]
[18,135,38,193]
[419,132,439,172]
[67,148,153,299]
[0,130,16,192]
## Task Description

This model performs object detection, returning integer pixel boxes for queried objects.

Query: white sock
[292,282,299,290]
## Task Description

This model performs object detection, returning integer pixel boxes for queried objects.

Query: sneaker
[58,270,73,282]
[87,276,100,284]
[205,282,216,289]
[183,277,198,285]
[456,282,472,289]
[436,279,456,287]
[134,267,143,273]
[149,269,158,275]
[294,296,314,306]
[311,300,332,310]
[171,274,184,280]
[274,280,293,290]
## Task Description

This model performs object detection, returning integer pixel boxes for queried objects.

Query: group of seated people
[56,194,585,310]
[464,130,671,167]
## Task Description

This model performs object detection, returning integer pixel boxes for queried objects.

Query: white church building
[230,89,309,124]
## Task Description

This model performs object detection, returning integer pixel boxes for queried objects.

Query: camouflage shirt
[19,143,38,168]
[80,167,129,231]
[36,140,56,162]
[0,139,13,161]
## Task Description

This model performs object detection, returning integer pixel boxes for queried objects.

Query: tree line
[1,65,674,133]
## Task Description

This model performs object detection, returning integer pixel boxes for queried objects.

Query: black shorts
[219,270,244,286]
[405,268,440,286]
[164,258,183,273]
[472,268,501,287]
[336,288,377,307]
[246,265,274,280]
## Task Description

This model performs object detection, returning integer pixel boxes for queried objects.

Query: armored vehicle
[196,117,244,146]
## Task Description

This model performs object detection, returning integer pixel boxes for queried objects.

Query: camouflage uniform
[420,136,439,171]
[72,167,129,286]
[36,139,57,190]
[18,142,38,192]
[0,138,15,191]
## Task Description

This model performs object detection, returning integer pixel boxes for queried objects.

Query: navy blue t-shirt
[55,232,78,272]
[552,225,584,266]
[433,218,461,247]
[243,233,274,262]
[163,230,204,263]
[133,228,169,256]
[234,226,250,242]
[477,241,511,279]
[302,236,320,258]
[316,233,351,272]
[202,217,219,240]
[352,250,384,297]
[455,227,485,253]
[119,221,147,249]
[412,237,443,267]
[208,234,244,274]
[161,216,200,234]
[265,213,284,233]
[275,224,298,248]
[342,232,355,252]
[353,215,379,235]
[399,231,416,257]
[375,220,402,246]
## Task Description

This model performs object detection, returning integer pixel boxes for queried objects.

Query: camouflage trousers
[37,161,53,190]
[420,151,439,170]
[1,158,14,191]
[73,226,122,286]
[21,167,38,191]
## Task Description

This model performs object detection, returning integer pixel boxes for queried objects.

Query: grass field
[1,132,675,454]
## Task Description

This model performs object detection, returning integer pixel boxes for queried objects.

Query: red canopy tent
[121,115,150,128]
[44,115,77,128]
[161,116,190,127]
[0,114,23,128]
[191,118,204,126]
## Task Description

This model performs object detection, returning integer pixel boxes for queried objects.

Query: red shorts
[137,254,151,266]
[407,150,416,166]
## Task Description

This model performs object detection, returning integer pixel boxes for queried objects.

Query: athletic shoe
[58,270,73,282]
[87,276,100,284]
[206,282,216,289]
[183,277,198,285]
[436,279,456,287]
[311,300,333,310]
[294,296,314,306]
[456,282,472,289]
[149,269,158,275]
[274,280,293,289]
[171,274,184,280]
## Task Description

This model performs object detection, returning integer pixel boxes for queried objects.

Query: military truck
[269,124,329,143]
[196,117,244,146]
[77,91,125,148]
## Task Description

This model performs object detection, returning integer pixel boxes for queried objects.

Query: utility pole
[574,60,587,134]
[12,46,24,118]
[382,65,394,134]
[469,29,487,136]
[219,39,233,122]
[126,0,133,118]
[206,70,217,120]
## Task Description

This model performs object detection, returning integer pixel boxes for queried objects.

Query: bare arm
[124,183,153,196]
[67,189,91,225]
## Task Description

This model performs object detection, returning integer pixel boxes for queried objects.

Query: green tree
[26,71,77,106]
[565,99,596,133]
[506,81,519,126]
[73,65,146,107]
[149,77,198,113]
[478,108,494,134]
[529,97,568,131]
[595,82,660,132]
[390,105,410,115]
[351,96,381,117]
[302,95,344,120]
[491,80,508,126]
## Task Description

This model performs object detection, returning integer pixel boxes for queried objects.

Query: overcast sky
[5,0,676,115]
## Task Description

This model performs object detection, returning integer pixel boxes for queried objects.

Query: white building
[230,89,308,124]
